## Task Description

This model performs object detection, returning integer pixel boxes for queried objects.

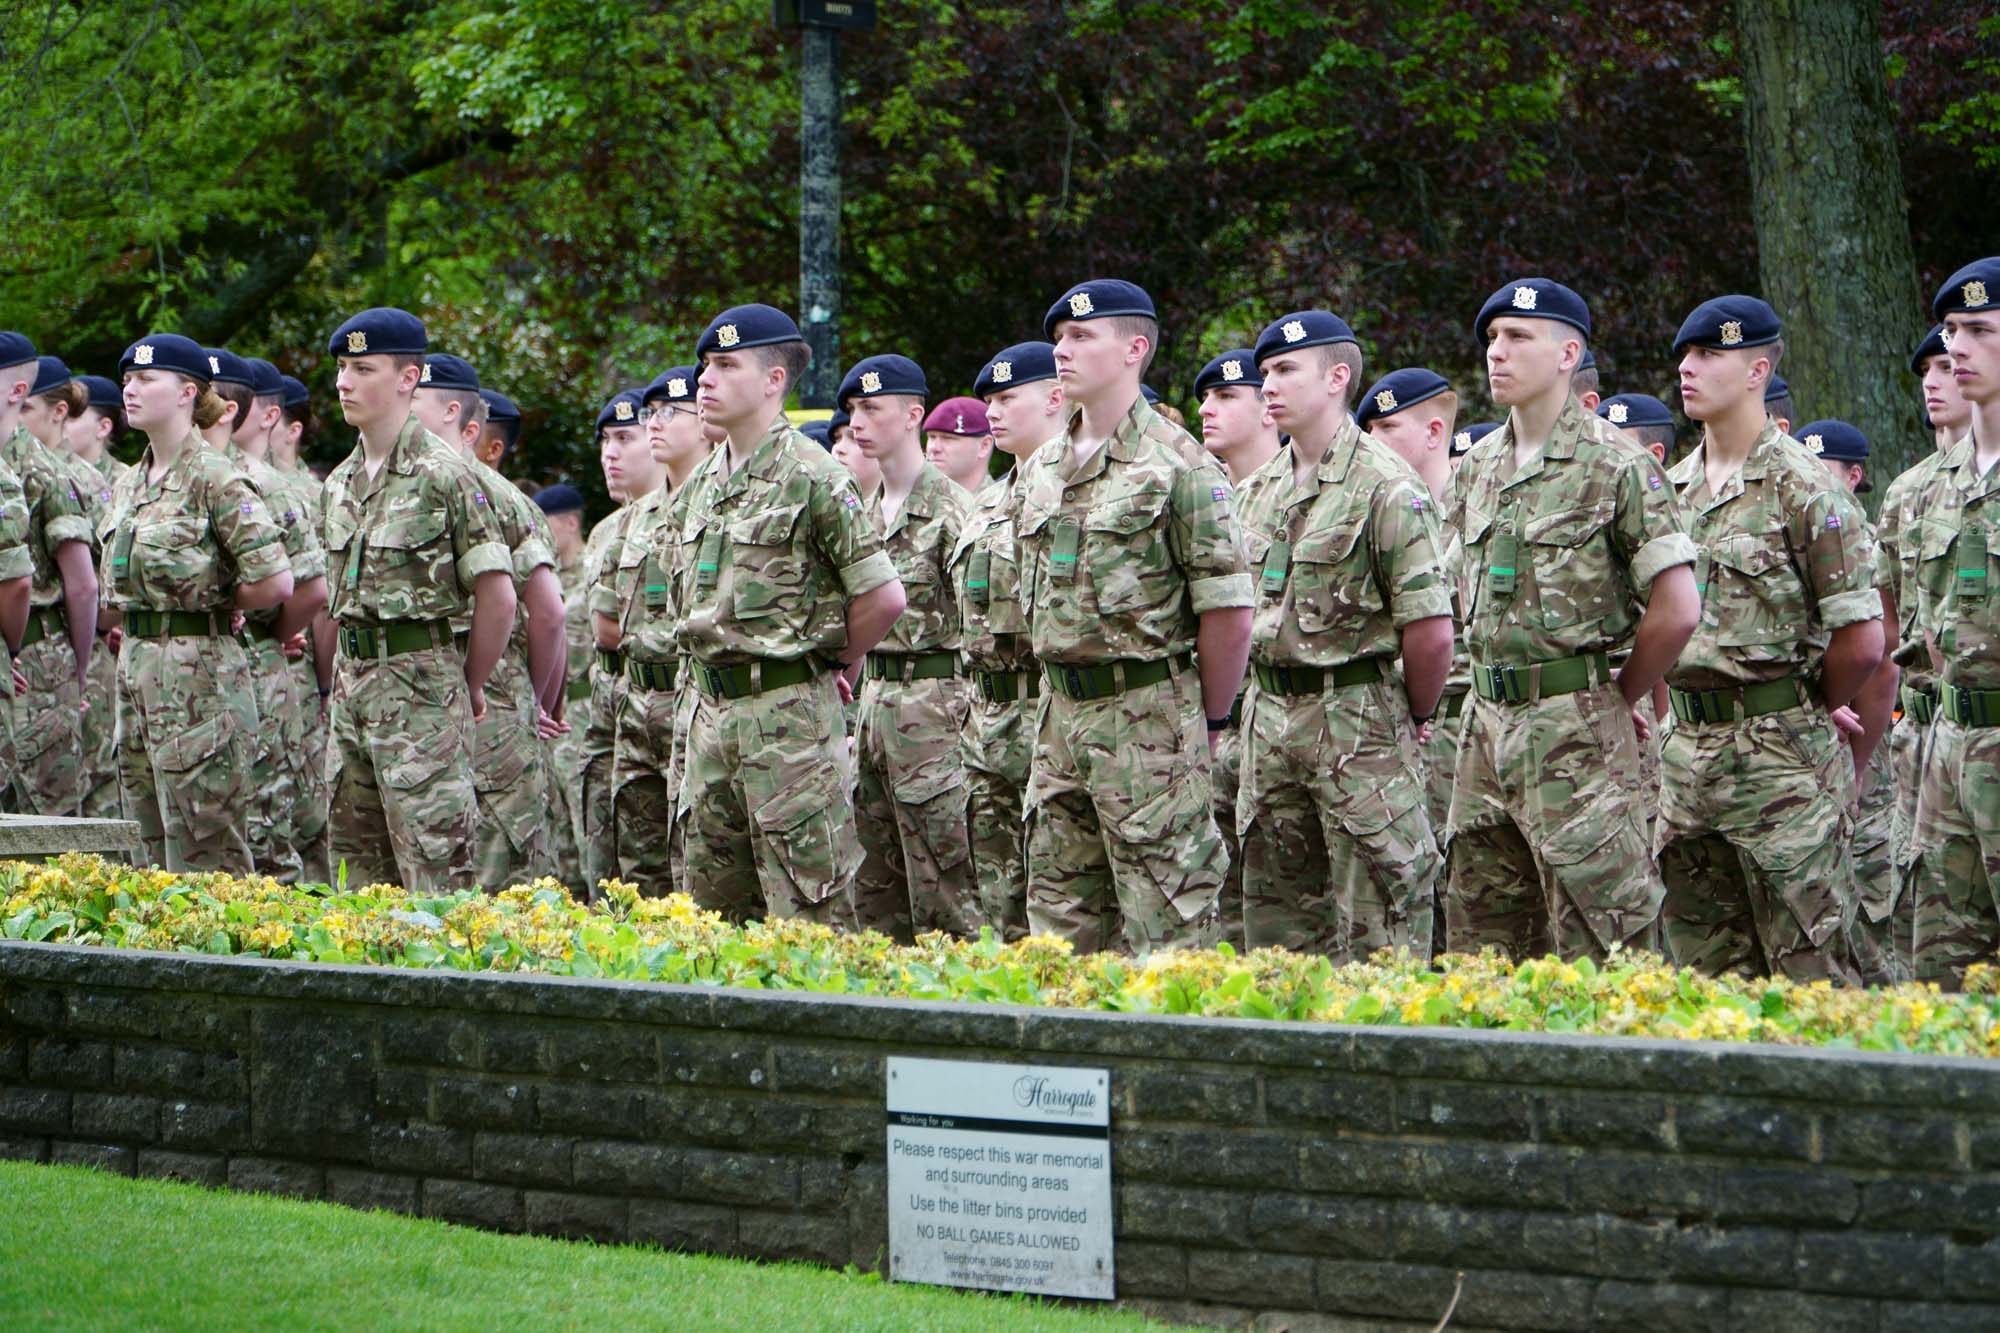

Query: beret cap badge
[614,400,634,421]
[668,377,688,398]
[1608,402,1629,423]
[1454,430,1471,448]
[1068,292,1094,317]
[717,324,740,348]
[420,362,432,382]
[1805,433,1824,453]
[860,370,883,394]
[1720,321,1744,346]
[1374,389,1398,413]
[1512,286,1538,310]
[133,345,154,366]
[1967,280,1990,309]
[1222,359,1243,381]
[207,355,221,375]
[991,361,1013,383]
[1281,320,1307,344]
[347,331,368,354]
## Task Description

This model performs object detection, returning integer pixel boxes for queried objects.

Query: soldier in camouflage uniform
[1234,338,1454,960]
[1191,348,1280,949]
[1446,279,1699,962]
[101,334,293,870]
[0,340,98,816]
[537,482,590,889]
[1016,280,1253,953]
[0,453,34,782]
[271,372,333,881]
[950,342,1066,940]
[315,309,515,892]
[1655,299,1883,984]
[671,305,904,923]
[592,369,710,899]
[1907,258,2000,986]
[839,355,976,940]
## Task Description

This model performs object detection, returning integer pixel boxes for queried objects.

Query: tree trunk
[1735,0,1926,500]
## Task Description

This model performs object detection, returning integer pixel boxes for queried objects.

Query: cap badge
[1221,359,1243,382]
[133,345,154,366]
[1942,327,1956,349]
[1374,389,1398,413]
[1608,402,1629,424]
[1281,320,1307,344]
[860,370,883,394]
[1068,292,1094,318]
[1966,280,1990,309]
[1511,286,1538,310]
[1720,320,1744,346]
[207,356,221,375]
[347,331,368,354]
[1453,430,1471,449]
[668,377,688,399]
[991,361,1013,384]
[614,400,635,421]
[717,324,740,348]
[420,362,432,383]
[1805,433,1824,453]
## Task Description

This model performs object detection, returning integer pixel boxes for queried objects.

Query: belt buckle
[1486,663,1515,703]
[1063,666,1085,699]
[702,665,725,697]
[1275,667,1294,694]
[979,673,998,703]
[1958,686,1976,725]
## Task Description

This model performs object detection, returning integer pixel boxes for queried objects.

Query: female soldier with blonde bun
[103,334,293,870]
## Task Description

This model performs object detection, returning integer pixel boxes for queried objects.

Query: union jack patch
[240,502,255,514]
[474,491,489,506]
[1827,514,1842,530]
[842,492,860,509]
[1212,486,1229,503]
[1411,495,1428,512]
[1649,475,1663,489]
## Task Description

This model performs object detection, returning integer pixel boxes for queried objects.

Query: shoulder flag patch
[1411,495,1429,512]
[1649,474,1663,489]
[240,501,255,514]
[1827,513,1842,530]
[1212,486,1229,503]
[474,491,489,507]
[842,492,860,509]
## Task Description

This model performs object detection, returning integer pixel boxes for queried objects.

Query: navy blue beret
[534,483,585,516]
[1356,367,1451,427]
[75,374,122,411]
[121,334,211,382]
[1797,419,1867,463]
[838,354,928,410]
[1043,279,1156,340]
[643,366,698,405]
[696,304,803,360]
[1475,278,1592,343]
[1254,310,1358,367]
[798,420,834,450]
[0,331,34,368]
[975,342,1057,398]
[477,388,519,423]
[1578,347,1598,374]
[240,357,284,397]
[329,307,426,358]
[1193,349,1263,398]
[1764,375,1791,404]
[1140,384,1161,405]
[1598,393,1675,429]
[1451,421,1500,456]
[203,347,256,388]
[29,356,72,397]
[1933,257,2000,321]
[596,389,646,433]
[421,354,480,392]
[1674,295,1781,355]
[828,408,850,435]
[1910,324,1950,373]
[280,375,311,410]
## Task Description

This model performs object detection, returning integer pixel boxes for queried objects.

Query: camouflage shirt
[591,480,681,663]
[1017,398,1253,665]
[97,432,289,613]
[226,442,326,630]
[321,414,511,625]
[1237,420,1453,668]
[1439,520,1471,696]
[869,461,966,655]
[1877,445,1956,682]
[1447,395,1695,665]
[2,425,96,609]
[1911,434,2000,689]
[669,416,896,667]
[0,456,34,585]
[947,468,1033,673]
[447,460,557,670]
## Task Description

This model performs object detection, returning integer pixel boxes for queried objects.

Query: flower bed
[4,854,1996,1057]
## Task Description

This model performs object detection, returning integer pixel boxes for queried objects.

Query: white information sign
[886,1056,1113,1299]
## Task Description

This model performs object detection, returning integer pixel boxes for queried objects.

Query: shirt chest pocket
[369,508,449,573]
[1925,519,1999,653]
[619,537,671,615]
[1705,536,1804,649]
[1288,522,1371,634]
[1084,491,1172,614]
[121,515,209,598]
[1524,499,1614,628]
[727,503,807,620]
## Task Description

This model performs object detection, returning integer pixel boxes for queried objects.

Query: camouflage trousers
[1849,742,1903,983]
[471,655,551,892]
[8,635,84,816]
[291,650,330,885]
[79,636,121,819]
[1419,692,1465,951]
[1906,716,2000,987]
[1211,717,1245,951]
[326,646,478,892]
[1882,710,1932,976]
[1024,666,1224,955]
[679,670,858,925]
[243,634,304,882]
[612,675,685,898]
[578,663,624,898]
[116,635,259,873]
[545,681,590,892]
[961,685,1033,941]
[1239,678,1438,962]
[1656,706,1861,984]
[850,674,977,942]
[1446,684,1663,962]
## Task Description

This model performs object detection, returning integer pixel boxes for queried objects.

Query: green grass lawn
[0,1162,1179,1331]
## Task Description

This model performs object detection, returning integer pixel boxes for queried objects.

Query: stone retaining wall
[2,941,1997,1330]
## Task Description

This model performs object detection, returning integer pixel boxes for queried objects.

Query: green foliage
[1922,16,2000,169]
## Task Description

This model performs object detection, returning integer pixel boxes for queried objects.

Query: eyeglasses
[640,404,699,423]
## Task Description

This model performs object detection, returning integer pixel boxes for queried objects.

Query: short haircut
[211,380,254,431]
[1108,315,1160,375]
[390,353,426,376]
[1632,423,1676,453]
[1571,364,1600,399]
[1324,343,1365,408]
[755,340,813,393]
[1766,392,1794,424]
[33,379,85,416]
[484,416,522,455]
[1765,337,1786,371]
[429,388,484,431]
[1432,389,1459,434]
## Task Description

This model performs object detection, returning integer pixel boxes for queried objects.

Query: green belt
[125,609,228,640]
[1044,652,1192,702]
[335,619,454,659]
[1900,682,1939,726]
[626,656,678,692]
[1943,685,2000,728]
[864,650,959,683]
[1440,689,1468,721]
[241,620,280,643]
[18,606,64,649]
[689,656,821,701]
[595,648,625,676]
[1252,656,1389,697]
[565,676,594,702]
[972,668,1040,704]
[1667,677,1808,726]
[1470,651,1612,704]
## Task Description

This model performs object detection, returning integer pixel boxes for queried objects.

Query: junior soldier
[1598,393,1677,466]
[1573,348,1602,413]
[63,375,132,486]
[474,388,522,472]
[270,371,333,880]
[1193,347,1280,949]
[1016,279,1253,952]
[841,354,976,939]
[315,308,515,891]
[671,304,906,923]
[1446,278,1699,962]
[0,337,98,816]
[1450,422,1497,476]
[1655,297,1882,983]
[1907,258,2000,986]
[1765,376,1795,434]
[1237,332,1453,960]
[0,441,33,784]
[949,341,1064,940]
[924,396,996,494]
[535,482,589,888]
[103,333,294,870]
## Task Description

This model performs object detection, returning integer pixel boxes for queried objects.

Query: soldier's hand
[1414,720,1435,745]
[468,683,488,722]
[535,707,569,740]
[835,671,856,705]
[1827,704,1864,743]
[230,610,246,635]
[1629,704,1653,743]
[103,627,123,655]
[281,631,308,660]
[10,666,23,696]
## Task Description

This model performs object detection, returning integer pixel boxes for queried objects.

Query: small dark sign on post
[773,0,876,33]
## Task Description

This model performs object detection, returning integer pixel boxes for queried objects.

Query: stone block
[70,1092,158,1143]
[1264,1073,1396,1135]
[1119,1067,1259,1124]
[0,1086,69,1134]
[1795,1229,1947,1299]
[431,1076,535,1131]
[525,1189,628,1244]
[679,1146,797,1206]
[1716,1165,1859,1227]
[423,1178,523,1232]
[550,1025,656,1081]
[136,1149,226,1187]
[737,1210,849,1266]
[248,1009,373,1159]
[1187,1249,1315,1309]
[534,1082,654,1139]
[1397,1079,1536,1140]
[1821,1109,1963,1171]
[472,1132,573,1188]
[1115,1242,1188,1299]
[66,987,160,1038]
[1538,1089,1676,1152]
[159,1099,249,1151]
[770,1043,883,1097]
[1570,1153,1715,1219]
[369,1122,472,1176]
[28,1038,112,1087]
[381,1013,480,1070]
[50,1140,134,1174]
[661,1031,769,1089]
[1725,1288,1880,1333]
[326,1167,420,1214]
[1121,1183,1250,1248]
[227,1156,323,1199]
[629,1199,735,1253]
[572,1139,681,1194]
